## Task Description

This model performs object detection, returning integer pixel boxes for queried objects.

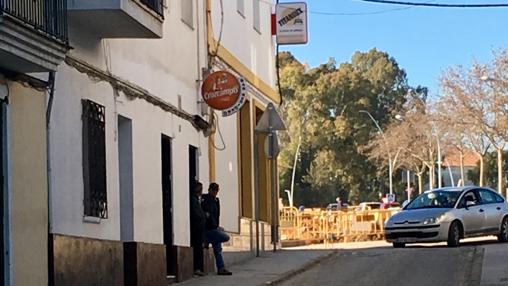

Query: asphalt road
[280,241,486,286]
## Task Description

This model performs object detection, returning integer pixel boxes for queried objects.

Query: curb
[261,250,339,286]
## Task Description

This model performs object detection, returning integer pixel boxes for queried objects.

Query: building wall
[8,81,48,286]
[210,0,276,87]
[50,0,209,248]
[209,0,278,250]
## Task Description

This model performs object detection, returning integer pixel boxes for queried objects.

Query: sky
[280,0,508,96]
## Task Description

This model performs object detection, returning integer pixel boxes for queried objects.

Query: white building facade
[208,0,280,252]
[0,0,279,285]
[49,0,211,284]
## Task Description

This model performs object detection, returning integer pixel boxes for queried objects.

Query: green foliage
[468,150,508,188]
[278,49,413,207]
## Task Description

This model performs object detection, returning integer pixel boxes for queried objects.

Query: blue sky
[280,0,508,96]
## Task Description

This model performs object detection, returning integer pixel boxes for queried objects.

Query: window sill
[83,216,102,224]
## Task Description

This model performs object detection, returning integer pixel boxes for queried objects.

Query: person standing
[201,183,232,275]
[190,182,206,276]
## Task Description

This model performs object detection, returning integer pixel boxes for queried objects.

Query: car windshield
[405,190,462,210]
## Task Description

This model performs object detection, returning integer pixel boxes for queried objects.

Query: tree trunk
[479,155,484,186]
[429,165,435,190]
[417,174,423,194]
[497,148,504,194]
[460,151,465,186]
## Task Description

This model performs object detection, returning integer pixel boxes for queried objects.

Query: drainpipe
[46,71,56,286]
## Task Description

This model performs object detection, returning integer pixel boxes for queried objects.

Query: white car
[384,186,508,248]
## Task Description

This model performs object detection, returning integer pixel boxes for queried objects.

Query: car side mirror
[466,201,475,208]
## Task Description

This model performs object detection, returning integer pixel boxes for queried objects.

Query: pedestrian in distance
[201,182,232,276]
[190,182,206,277]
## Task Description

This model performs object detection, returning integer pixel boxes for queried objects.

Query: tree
[278,49,411,206]
[440,51,508,194]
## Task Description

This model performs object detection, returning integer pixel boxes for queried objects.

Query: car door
[477,189,503,233]
[456,190,485,236]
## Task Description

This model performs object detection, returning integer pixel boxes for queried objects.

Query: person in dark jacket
[201,182,232,275]
[190,182,206,276]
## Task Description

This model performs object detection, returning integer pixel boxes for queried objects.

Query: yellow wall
[8,81,48,286]
[239,101,253,218]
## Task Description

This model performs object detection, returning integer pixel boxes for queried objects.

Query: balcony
[0,0,69,73]
[67,0,164,39]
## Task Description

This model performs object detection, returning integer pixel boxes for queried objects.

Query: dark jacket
[201,193,220,231]
[190,195,206,245]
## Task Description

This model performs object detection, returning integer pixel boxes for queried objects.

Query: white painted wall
[213,113,240,232]
[211,0,276,87]
[50,0,209,247]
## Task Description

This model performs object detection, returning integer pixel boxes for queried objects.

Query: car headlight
[423,215,444,225]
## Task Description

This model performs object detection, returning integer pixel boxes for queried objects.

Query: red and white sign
[201,71,246,117]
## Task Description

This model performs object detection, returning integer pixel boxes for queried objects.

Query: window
[253,0,261,33]
[458,191,479,209]
[478,189,497,204]
[181,0,194,28]
[237,0,245,17]
[82,100,108,219]
[494,193,505,203]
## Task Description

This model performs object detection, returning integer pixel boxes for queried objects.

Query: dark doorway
[188,146,198,246]
[161,135,174,276]
[0,103,4,285]
[189,146,198,199]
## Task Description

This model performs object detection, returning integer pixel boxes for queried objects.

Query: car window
[492,192,505,203]
[458,191,479,208]
[405,190,461,209]
[478,189,497,204]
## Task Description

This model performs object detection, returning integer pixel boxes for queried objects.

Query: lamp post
[360,110,393,195]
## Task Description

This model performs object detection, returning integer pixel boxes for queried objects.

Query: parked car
[381,202,400,209]
[326,203,349,211]
[356,202,382,211]
[384,186,508,248]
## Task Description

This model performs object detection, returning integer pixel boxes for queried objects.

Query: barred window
[82,100,108,219]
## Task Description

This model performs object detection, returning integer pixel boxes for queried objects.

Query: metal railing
[0,0,67,43]
[140,0,164,18]
[280,207,400,243]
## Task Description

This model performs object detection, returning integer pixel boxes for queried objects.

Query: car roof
[423,186,495,193]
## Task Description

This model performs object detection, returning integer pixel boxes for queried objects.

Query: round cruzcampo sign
[201,71,243,111]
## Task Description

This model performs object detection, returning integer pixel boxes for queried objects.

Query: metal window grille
[0,0,68,43]
[82,100,108,219]
[140,0,164,18]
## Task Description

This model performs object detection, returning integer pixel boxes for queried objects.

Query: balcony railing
[140,0,164,18]
[0,0,67,43]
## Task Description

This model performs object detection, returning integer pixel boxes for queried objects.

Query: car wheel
[498,217,508,242]
[393,242,405,248]
[447,221,461,247]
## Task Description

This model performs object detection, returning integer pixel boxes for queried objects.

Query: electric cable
[360,0,508,8]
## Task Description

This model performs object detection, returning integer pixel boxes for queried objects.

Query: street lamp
[359,110,393,195]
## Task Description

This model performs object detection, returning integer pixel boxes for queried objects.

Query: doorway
[118,116,133,242]
[0,103,4,285]
[161,135,174,276]
[188,145,198,244]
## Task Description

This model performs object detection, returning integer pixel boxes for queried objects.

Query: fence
[280,206,399,243]
[0,0,67,42]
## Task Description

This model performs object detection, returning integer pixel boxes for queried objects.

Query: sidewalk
[480,241,508,286]
[176,249,335,286]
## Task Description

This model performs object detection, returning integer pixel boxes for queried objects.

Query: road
[280,240,491,286]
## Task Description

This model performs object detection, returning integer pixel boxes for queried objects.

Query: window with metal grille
[82,99,108,219]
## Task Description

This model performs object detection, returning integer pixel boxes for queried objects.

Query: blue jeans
[206,229,230,270]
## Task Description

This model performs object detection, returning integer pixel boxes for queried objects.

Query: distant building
[442,149,480,187]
